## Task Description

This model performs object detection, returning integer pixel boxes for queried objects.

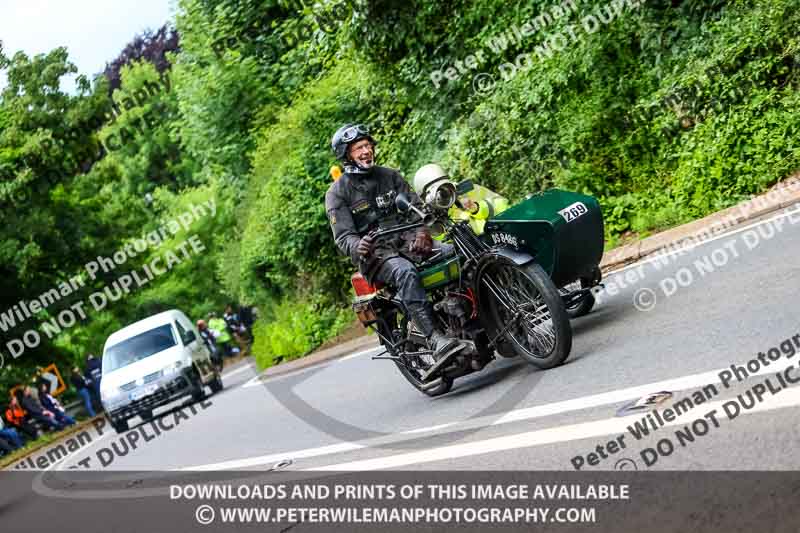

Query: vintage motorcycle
[350,181,604,396]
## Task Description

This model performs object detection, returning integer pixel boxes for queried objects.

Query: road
[24,205,800,473]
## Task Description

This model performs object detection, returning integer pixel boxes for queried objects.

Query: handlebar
[370,220,426,240]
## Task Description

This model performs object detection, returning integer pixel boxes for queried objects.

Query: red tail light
[351,273,377,297]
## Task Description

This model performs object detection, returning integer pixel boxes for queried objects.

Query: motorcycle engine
[436,295,469,319]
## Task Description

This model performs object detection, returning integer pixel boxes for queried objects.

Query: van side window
[175,321,189,345]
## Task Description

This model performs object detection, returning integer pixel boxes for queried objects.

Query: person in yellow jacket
[413,163,509,236]
[208,312,239,357]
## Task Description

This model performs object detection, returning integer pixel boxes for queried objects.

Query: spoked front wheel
[479,258,572,368]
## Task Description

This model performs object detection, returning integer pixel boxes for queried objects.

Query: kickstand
[371,350,401,361]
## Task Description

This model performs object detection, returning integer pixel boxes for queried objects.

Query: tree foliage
[103,24,180,92]
[1,0,798,387]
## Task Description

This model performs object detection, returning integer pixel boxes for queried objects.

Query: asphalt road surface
[27,205,800,473]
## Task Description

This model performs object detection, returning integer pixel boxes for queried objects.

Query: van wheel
[209,373,223,394]
[139,409,153,421]
[190,371,206,402]
[111,418,129,434]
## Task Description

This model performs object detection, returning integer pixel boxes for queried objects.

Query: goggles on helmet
[341,124,370,144]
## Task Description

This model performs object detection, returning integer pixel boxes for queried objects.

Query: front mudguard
[472,246,536,304]
[485,246,536,267]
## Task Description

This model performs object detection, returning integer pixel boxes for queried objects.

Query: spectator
[208,312,238,357]
[238,304,256,340]
[196,320,221,363]
[34,369,50,396]
[0,434,15,455]
[223,304,242,334]
[70,367,96,417]
[20,386,64,431]
[85,354,102,404]
[224,303,250,346]
[5,392,40,440]
[0,416,25,450]
[38,383,76,427]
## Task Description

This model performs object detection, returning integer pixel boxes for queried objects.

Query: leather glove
[357,232,376,258]
[411,228,433,255]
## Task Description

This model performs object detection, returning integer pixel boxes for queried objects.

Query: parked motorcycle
[350,181,604,396]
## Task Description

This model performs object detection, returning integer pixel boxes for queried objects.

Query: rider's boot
[412,304,464,359]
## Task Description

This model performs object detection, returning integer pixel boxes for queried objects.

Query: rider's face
[348,139,374,169]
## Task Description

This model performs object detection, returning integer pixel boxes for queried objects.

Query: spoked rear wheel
[479,258,572,368]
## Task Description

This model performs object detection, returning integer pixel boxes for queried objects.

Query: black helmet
[331,123,376,163]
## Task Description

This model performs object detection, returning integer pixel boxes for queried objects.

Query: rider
[324,123,463,357]
[413,164,509,236]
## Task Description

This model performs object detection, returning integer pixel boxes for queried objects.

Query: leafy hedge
[2,0,798,385]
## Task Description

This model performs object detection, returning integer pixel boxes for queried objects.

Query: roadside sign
[39,363,66,395]
[9,363,67,399]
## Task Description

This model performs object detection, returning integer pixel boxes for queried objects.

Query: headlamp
[424,181,457,210]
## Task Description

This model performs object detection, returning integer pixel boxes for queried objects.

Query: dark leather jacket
[325,166,423,281]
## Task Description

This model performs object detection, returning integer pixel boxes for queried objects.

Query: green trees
[0,48,112,381]
[1,0,798,381]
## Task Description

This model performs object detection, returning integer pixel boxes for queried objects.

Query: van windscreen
[104,324,177,372]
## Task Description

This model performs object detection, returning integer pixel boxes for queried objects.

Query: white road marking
[180,355,796,471]
[222,363,256,380]
[178,206,800,471]
[310,383,800,471]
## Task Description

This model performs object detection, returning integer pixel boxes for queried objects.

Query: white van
[100,309,222,433]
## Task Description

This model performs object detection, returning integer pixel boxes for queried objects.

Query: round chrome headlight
[424,181,457,210]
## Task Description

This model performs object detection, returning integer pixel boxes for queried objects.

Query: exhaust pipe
[420,377,444,391]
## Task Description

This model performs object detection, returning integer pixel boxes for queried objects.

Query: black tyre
[561,280,596,319]
[209,373,223,394]
[190,370,206,402]
[210,352,224,373]
[479,258,572,369]
[139,409,154,421]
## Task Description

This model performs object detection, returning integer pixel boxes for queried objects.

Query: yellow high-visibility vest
[434,184,510,238]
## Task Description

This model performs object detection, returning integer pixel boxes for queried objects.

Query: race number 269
[558,202,588,223]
